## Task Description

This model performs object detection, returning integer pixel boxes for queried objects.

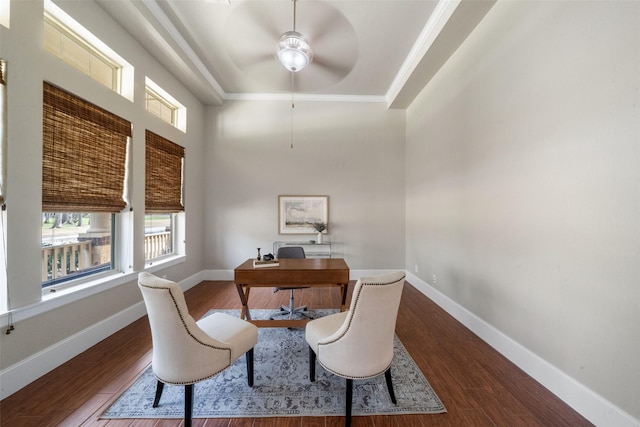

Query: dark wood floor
[0,280,593,427]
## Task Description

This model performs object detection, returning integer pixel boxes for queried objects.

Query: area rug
[101,309,446,419]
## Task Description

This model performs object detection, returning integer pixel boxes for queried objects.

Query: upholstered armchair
[305,271,405,427]
[138,272,258,427]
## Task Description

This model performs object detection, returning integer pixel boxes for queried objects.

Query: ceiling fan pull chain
[290,71,295,149]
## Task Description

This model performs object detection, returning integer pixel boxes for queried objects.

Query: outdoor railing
[144,231,172,260]
[42,241,92,282]
[42,232,172,282]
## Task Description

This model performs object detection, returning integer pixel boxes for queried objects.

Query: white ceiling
[96,0,495,108]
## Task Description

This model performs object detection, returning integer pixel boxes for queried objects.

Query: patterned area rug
[101,309,446,419]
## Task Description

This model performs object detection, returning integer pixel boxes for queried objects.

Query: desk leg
[340,283,349,311]
[235,283,252,321]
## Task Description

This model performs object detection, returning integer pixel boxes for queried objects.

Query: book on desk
[253,259,280,268]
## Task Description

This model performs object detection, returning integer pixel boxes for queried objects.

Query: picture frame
[278,195,329,234]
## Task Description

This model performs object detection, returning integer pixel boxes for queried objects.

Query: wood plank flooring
[0,280,593,426]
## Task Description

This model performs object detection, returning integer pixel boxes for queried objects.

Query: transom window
[42,0,134,100]
[145,77,187,132]
[44,14,120,91]
[0,0,9,29]
[146,87,177,126]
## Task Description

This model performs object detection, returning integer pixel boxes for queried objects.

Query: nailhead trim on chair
[318,361,393,381]
[141,282,233,385]
[316,274,405,380]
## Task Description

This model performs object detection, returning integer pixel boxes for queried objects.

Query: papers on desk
[253,259,280,268]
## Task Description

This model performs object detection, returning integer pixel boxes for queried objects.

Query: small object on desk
[253,259,280,268]
[257,248,262,260]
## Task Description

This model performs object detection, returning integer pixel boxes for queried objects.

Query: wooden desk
[234,258,350,328]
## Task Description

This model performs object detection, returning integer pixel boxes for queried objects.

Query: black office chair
[271,246,314,320]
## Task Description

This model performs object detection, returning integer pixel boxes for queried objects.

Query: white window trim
[145,77,187,132]
[0,255,185,328]
[0,0,9,29]
[44,0,134,101]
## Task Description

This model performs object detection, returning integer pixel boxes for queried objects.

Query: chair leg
[288,289,295,318]
[184,384,193,427]
[246,348,254,387]
[345,378,353,427]
[152,380,164,407]
[384,367,397,404]
[309,346,316,381]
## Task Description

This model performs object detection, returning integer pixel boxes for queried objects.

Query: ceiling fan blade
[224,1,284,67]
[293,1,358,84]
[302,5,346,45]
[312,56,354,80]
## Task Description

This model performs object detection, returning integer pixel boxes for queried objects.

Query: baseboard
[0,271,202,400]
[404,272,639,427]
[0,301,146,400]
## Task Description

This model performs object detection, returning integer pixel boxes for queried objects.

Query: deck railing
[42,241,92,282]
[42,232,172,282]
[144,231,172,260]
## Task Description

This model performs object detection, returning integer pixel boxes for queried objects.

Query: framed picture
[278,195,329,234]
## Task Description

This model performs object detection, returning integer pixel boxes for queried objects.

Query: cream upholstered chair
[305,271,405,427]
[138,272,258,427]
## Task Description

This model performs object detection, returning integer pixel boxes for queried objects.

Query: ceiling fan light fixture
[277,31,312,72]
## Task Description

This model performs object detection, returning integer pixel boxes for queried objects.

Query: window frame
[144,212,176,263]
[41,82,132,292]
[145,77,187,132]
[42,0,135,101]
[44,13,121,92]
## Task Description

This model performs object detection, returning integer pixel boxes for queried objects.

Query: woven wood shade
[42,82,131,212]
[0,59,6,85]
[145,130,184,213]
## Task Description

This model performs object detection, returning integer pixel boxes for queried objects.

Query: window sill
[0,255,185,328]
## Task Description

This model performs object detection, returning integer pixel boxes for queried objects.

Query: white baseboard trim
[0,272,202,401]
[405,272,639,427]
[0,301,146,400]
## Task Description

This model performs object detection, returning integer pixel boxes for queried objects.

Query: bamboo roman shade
[145,130,184,213]
[42,82,131,212]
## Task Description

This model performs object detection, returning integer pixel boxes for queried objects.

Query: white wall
[204,100,406,271]
[406,0,640,422]
[0,0,206,373]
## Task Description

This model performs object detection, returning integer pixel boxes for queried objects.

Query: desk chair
[138,272,258,427]
[306,271,405,427]
[270,246,314,320]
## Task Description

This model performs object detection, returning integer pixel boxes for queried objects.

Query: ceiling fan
[224,0,358,92]
[276,0,313,72]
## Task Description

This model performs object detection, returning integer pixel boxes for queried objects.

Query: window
[146,87,177,126]
[145,77,187,132]
[0,0,9,29]
[145,130,184,261]
[42,0,134,101]
[42,82,131,289]
[44,14,119,91]
[145,213,173,260]
[41,213,114,286]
